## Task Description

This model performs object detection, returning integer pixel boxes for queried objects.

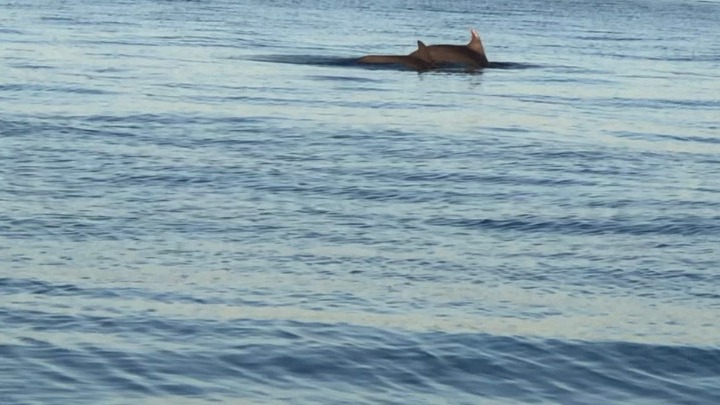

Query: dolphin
[409,29,489,69]
[357,41,434,71]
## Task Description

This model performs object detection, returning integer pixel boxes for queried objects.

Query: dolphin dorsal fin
[468,29,486,56]
[415,40,433,63]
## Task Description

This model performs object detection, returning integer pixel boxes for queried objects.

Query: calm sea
[1,0,719,403]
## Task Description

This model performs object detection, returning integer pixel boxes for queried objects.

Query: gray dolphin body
[410,29,489,69]
[357,40,434,71]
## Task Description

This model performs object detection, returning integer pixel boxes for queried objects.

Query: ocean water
[1,0,719,403]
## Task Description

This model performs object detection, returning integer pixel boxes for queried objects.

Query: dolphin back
[357,29,489,71]
[356,55,432,70]
[425,45,489,68]
[409,29,489,68]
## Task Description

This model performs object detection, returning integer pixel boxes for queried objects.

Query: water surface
[1,0,719,403]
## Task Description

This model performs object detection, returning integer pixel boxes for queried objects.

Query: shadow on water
[249,54,359,67]
[488,61,538,69]
[248,54,537,72]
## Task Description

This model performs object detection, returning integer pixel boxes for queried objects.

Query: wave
[1,312,717,404]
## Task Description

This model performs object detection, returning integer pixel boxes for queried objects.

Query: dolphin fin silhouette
[357,40,434,71]
[414,40,433,64]
[409,28,489,69]
[468,29,487,56]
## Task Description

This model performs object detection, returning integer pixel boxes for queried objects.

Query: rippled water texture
[1,0,719,403]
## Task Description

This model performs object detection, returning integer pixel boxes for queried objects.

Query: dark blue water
[1,0,719,403]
